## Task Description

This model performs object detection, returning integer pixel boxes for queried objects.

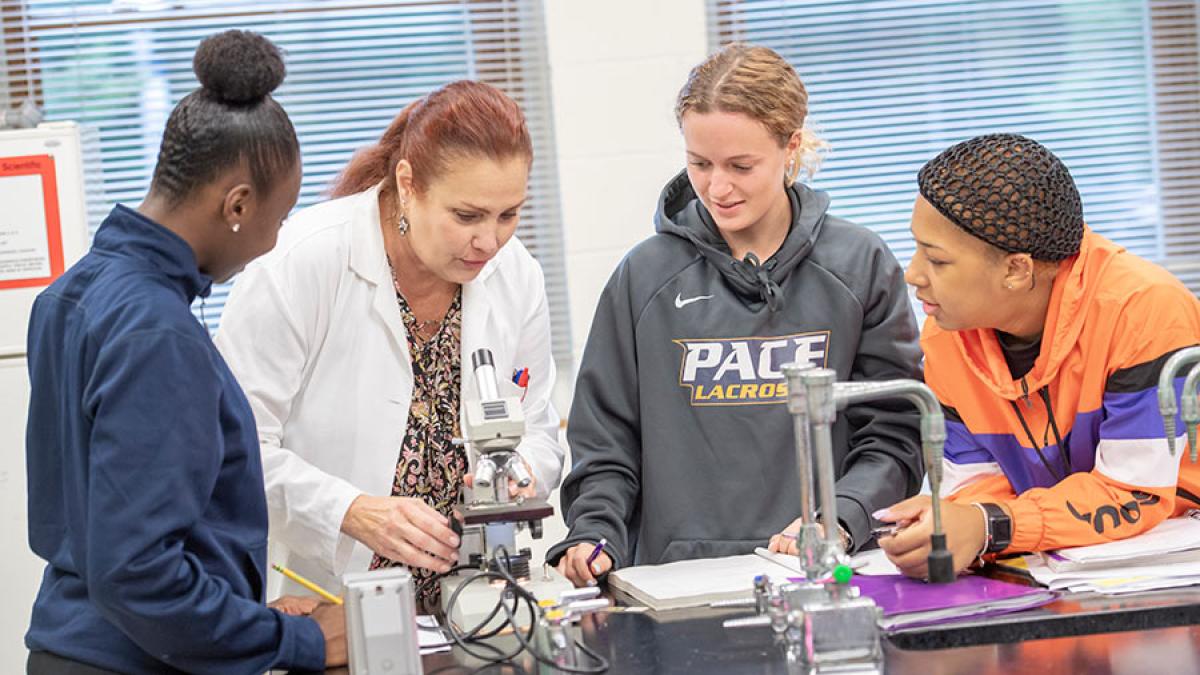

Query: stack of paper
[608,548,797,610]
[1043,511,1200,572]
[1026,511,1200,594]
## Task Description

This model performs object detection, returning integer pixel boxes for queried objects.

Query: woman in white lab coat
[215,80,563,611]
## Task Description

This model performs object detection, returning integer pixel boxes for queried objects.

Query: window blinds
[710,0,1197,291]
[0,0,571,360]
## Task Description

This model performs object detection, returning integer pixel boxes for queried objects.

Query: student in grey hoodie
[550,43,925,587]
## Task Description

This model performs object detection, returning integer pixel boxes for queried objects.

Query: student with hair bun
[215,80,564,612]
[24,30,342,674]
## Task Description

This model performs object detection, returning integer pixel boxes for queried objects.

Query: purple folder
[793,574,1058,631]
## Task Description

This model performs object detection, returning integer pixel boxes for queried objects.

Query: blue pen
[586,538,608,571]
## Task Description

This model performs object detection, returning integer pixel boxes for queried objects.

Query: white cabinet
[0,357,37,671]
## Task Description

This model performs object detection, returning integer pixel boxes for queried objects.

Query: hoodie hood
[934,226,1119,400]
[653,169,830,311]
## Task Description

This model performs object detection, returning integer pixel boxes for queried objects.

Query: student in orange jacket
[878,133,1200,578]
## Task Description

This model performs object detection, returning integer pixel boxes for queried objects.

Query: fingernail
[450,535,460,547]
[872,509,890,520]
[592,562,601,574]
[586,579,597,587]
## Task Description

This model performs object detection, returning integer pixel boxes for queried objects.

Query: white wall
[527,0,709,564]
[546,0,708,365]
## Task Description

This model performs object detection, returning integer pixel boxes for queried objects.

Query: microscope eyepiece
[471,348,500,401]
[471,349,495,370]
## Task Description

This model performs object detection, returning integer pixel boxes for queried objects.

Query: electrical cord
[433,546,538,664]
[419,564,504,649]
[427,545,611,673]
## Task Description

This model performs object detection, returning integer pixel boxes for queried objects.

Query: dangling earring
[784,158,797,186]
[231,223,241,233]
[396,194,410,236]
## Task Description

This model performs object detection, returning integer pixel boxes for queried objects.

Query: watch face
[984,504,1012,552]
[993,516,1012,542]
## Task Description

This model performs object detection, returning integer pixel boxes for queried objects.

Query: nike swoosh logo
[675,292,714,309]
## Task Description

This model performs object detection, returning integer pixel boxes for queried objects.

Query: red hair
[330,80,532,199]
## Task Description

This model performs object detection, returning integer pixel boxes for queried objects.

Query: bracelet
[970,502,991,564]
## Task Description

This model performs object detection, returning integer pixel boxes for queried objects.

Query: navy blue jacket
[24,205,325,674]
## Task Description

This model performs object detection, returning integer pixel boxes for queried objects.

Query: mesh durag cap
[917,133,1084,261]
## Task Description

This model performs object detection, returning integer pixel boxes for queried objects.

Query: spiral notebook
[607,548,802,611]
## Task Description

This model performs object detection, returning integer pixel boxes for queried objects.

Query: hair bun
[193,30,286,104]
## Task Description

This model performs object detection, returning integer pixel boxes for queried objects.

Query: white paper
[1026,553,1200,593]
[754,547,805,574]
[0,174,51,282]
[613,552,786,600]
[608,551,797,610]
[417,615,452,654]
[849,547,902,576]
[1050,510,1200,565]
[1072,576,1200,595]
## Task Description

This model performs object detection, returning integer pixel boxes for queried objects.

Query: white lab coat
[214,185,564,592]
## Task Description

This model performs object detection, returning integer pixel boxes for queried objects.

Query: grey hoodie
[547,172,924,570]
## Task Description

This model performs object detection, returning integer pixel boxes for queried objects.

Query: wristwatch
[978,502,1013,553]
[837,523,853,553]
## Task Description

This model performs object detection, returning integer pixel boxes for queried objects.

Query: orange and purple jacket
[923,228,1200,553]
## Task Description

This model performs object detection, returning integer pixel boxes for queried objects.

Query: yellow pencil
[271,563,344,605]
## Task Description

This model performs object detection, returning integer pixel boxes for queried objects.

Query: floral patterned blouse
[369,285,466,613]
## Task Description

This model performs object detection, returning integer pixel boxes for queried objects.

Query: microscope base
[786,595,883,674]
[440,566,574,633]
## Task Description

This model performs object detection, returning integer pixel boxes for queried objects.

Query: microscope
[439,348,573,630]
[726,365,953,673]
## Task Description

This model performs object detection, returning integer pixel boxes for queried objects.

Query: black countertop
[410,610,1200,675]
[305,570,1200,674]
[408,582,1200,674]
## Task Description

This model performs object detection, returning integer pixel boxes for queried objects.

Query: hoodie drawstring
[1009,384,1071,481]
[733,252,782,312]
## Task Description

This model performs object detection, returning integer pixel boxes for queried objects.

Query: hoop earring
[231,223,241,233]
